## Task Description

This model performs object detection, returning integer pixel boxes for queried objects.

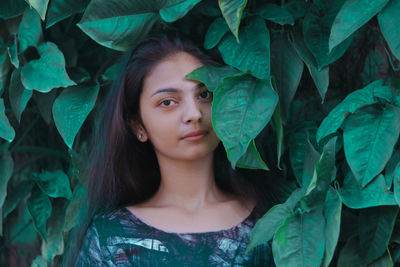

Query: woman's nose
[183,98,202,123]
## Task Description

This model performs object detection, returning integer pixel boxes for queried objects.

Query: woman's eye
[199,90,212,100]
[159,99,175,107]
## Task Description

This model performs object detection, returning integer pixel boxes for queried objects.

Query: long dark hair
[63,32,274,266]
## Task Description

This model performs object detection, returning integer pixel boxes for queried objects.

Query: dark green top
[75,205,274,266]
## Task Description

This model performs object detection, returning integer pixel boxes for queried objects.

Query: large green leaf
[46,0,90,28]
[0,148,14,212]
[393,162,400,206]
[303,0,353,70]
[342,104,400,187]
[316,80,392,143]
[21,42,76,93]
[18,7,43,53]
[33,170,72,199]
[359,206,398,263]
[27,185,52,241]
[9,69,33,122]
[0,0,27,19]
[272,207,326,267]
[218,16,270,79]
[41,206,65,262]
[77,0,163,51]
[300,138,321,189]
[339,172,396,209]
[218,0,247,42]
[204,17,230,49]
[246,188,303,255]
[186,65,240,92]
[385,151,400,190]
[329,0,390,51]
[212,74,278,168]
[236,139,268,170]
[301,137,337,212]
[33,90,57,124]
[378,0,400,60]
[7,40,19,68]
[160,0,202,22]
[29,0,51,20]
[257,3,294,26]
[53,83,100,149]
[3,181,33,219]
[291,26,329,101]
[64,184,86,232]
[270,33,303,122]
[337,235,365,266]
[321,187,342,267]
[0,98,15,142]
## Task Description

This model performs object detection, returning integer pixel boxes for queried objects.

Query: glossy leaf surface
[29,0,50,20]
[53,83,99,149]
[0,98,15,142]
[18,8,43,52]
[343,104,400,187]
[378,0,400,60]
[218,0,247,41]
[46,0,90,28]
[204,17,229,49]
[9,69,32,122]
[186,65,240,92]
[21,42,76,93]
[34,170,72,199]
[218,16,270,79]
[160,0,202,22]
[257,3,294,25]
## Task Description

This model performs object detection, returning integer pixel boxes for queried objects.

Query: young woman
[67,33,275,266]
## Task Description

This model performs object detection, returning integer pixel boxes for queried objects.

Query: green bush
[0,0,400,266]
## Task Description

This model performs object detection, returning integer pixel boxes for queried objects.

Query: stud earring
[138,133,143,140]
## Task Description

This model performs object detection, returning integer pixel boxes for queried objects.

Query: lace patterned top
[75,205,274,266]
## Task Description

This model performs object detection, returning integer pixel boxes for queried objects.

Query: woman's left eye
[199,90,213,100]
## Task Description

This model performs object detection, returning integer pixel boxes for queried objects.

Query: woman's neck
[147,153,232,213]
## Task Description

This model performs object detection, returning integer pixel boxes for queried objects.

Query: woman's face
[135,52,220,162]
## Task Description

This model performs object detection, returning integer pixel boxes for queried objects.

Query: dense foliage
[0,0,400,266]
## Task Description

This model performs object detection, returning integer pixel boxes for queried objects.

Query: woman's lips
[182,130,207,141]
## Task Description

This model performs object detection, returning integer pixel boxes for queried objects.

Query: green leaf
[212,74,278,168]
[18,7,43,52]
[343,104,400,187]
[46,0,90,28]
[270,33,303,122]
[218,0,247,42]
[368,251,394,267]
[53,83,100,149]
[31,256,48,267]
[337,235,365,266]
[316,80,392,143]
[359,206,398,263]
[27,185,52,241]
[0,98,15,142]
[186,65,240,92]
[218,16,270,79]
[236,139,268,170]
[0,148,14,210]
[301,137,337,211]
[272,207,326,267]
[385,151,400,190]
[303,0,353,70]
[329,0,390,51]
[33,90,57,124]
[0,51,10,94]
[339,172,396,209]
[301,138,321,189]
[3,181,34,219]
[9,69,33,122]
[284,0,308,19]
[7,40,19,68]
[34,170,72,199]
[64,183,86,232]
[246,188,303,255]
[160,0,202,22]
[0,0,27,19]
[257,3,294,25]
[77,0,163,51]
[204,17,230,49]
[21,42,76,93]
[291,26,329,101]
[378,0,400,60]
[393,162,400,206]
[271,89,283,169]
[41,205,65,262]
[321,187,342,267]
[28,0,50,20]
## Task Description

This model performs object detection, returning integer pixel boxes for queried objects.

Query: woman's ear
[129,119,149,142]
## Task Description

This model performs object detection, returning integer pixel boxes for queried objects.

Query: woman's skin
[126,52,255,233]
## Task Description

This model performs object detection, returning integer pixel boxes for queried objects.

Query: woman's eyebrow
[151,83,205,97]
